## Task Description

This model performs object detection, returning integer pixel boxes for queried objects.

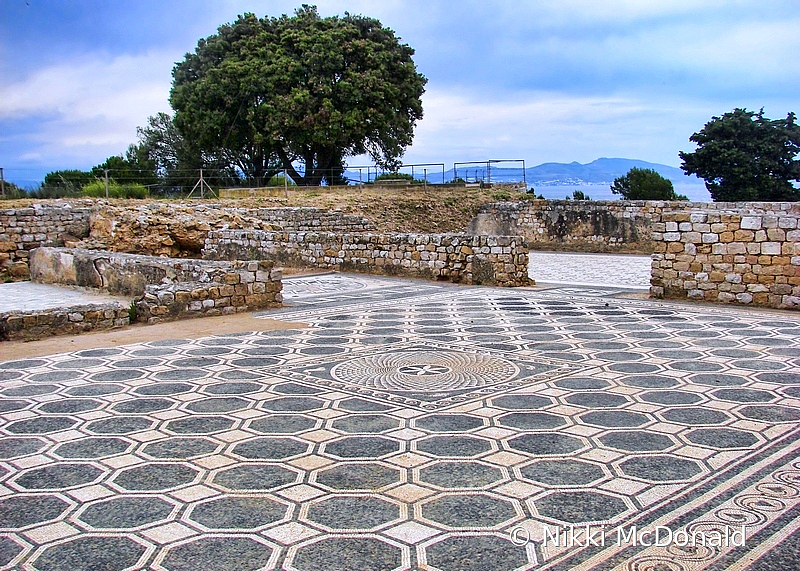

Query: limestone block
[766,228,786,241]
[762,216,779,229]
[772,284,792,295]
[191,288,208,301]
[741,216,763,230]
[727,243,746,255]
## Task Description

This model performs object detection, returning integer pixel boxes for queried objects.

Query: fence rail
[1,159,532,199]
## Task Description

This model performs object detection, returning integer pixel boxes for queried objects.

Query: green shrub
[0,182,29,200]
[266,174,296,187]
[81,180,149,199]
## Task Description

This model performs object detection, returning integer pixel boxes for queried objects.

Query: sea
[531,182,711,202]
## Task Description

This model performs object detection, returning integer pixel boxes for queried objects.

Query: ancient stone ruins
[1,198,800,571]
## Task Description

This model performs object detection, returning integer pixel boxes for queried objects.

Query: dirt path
[1,313,308,361]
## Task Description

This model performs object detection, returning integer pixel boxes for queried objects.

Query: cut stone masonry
[204,231,531,287]
[649,203,800,309]
[29,247,283,325]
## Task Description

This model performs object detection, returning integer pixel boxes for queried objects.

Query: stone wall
[0,204,91,280]
[78,204,371,257]
[0,202,376,277]
[253,207,374,232]
[650,203,800,309]
[467,200,682,254]
[1,302,130,342]
[204,231,531,287]
[30,247,283,323]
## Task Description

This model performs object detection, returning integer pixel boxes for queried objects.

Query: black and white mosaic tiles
[1,273,800,570]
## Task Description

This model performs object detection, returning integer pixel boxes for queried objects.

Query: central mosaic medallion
[285,343,569,410]
[397,364,452,376]
[330,351,520,392]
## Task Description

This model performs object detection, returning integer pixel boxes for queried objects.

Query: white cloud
[0,50,175,164]
[401,88,708,168]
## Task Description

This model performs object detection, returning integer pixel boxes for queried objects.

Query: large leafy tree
[170,6,426,186]
[679,108,800,201]
[610,167,686,200]
[129,112,206,190]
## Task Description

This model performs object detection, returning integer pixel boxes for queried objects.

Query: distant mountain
[344,158,703,186]
[527,158,700,186]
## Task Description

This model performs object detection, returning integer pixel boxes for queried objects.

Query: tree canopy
[129,112,205,190]
[170,5,427,186]
[679,108,800,201]
[610,167,686,200]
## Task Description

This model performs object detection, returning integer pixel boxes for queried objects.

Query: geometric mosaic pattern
[1,273,799,570]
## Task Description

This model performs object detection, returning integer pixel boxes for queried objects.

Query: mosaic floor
[1,273,800,571]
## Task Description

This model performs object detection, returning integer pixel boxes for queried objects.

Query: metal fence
[1,159,531,199]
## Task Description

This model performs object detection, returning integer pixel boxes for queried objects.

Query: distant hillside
[528,158,700,185]
[345,158,703,186]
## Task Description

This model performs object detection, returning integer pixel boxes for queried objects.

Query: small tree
[611,168,685,200]
[91,155,159,188]
[41,170,92,194]
[679,108,800,201]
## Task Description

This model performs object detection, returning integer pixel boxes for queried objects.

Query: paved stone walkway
[0,282,130,313]
[528,252,652,289]
[1,273,800,571]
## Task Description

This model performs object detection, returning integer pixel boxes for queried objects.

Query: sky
[1,0,799,190]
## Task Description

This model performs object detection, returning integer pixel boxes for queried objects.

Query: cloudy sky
[1,0,798,188]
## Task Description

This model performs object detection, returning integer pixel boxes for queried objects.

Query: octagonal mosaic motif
[0,272,798,571]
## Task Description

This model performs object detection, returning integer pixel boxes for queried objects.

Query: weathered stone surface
[650,203,800,310]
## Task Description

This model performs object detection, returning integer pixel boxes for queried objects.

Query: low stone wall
[468,200,692,254]
[0,203,375,277]
[253,207,374,232]
[78,204,371,258]
[1,302,130,341]
[30,247,283,324]
[204,231,531,287]
[650,203,800,309]
[0,204,92,280]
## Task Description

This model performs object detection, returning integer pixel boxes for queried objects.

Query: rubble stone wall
[1,302,130,342]
[253,207,374,232]
[29,247,283,324]
[466,200,710,254]
[204,230,531,287]
[0,205,91,280]
[649,203,800,309]
[0,203,374,276]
